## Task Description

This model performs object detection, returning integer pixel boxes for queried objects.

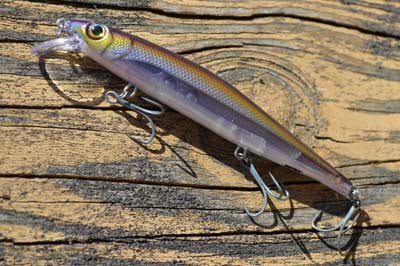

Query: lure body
[32,20,354,198]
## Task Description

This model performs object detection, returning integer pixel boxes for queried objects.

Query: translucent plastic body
[32,20,353,198]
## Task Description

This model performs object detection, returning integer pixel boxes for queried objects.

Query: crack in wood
[337,159,400,168]
[2,224,399,247]
[21,0,400,39]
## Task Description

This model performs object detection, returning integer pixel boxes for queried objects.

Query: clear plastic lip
[30,34,81,55]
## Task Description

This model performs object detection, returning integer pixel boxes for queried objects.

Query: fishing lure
[32,18,361,252]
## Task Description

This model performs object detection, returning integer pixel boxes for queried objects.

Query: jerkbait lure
[32,19,361,253]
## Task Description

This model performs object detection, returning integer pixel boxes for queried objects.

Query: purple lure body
[31,19,354,198]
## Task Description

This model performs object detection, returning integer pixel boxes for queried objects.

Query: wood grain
[0,0,399,265]
[11,0,400,37]
[0,177,398,242]
[2,228,400,265]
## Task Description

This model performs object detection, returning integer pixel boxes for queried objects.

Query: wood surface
[1,0,400,265]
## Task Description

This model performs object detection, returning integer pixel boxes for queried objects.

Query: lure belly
[32,19,361,253]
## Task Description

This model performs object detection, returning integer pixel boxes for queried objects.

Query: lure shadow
[271,200,314,261]
[37,53,367,259]
[315,210,370,262]
[38,53,119,106]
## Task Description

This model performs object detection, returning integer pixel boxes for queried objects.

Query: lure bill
[32,19,361,252]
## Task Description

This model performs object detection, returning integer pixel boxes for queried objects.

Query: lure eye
[86,24,106,40]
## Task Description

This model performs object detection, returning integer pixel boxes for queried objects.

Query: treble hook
[312,187,361,254]
[235,146,290,218]
[105,84,164,144]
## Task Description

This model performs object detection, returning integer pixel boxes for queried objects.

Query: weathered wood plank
[2,0,400,37]
[0,177,398,243]
[1,2,399,134]
[2,1,400,164]
[1,108,399,187]
[1,0,399,264]
[1,228,400,266]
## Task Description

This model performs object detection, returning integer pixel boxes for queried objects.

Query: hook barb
[235,146,290,218]
[126,110,156,144]
[105,84,164,145]
[266,171,290,201]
